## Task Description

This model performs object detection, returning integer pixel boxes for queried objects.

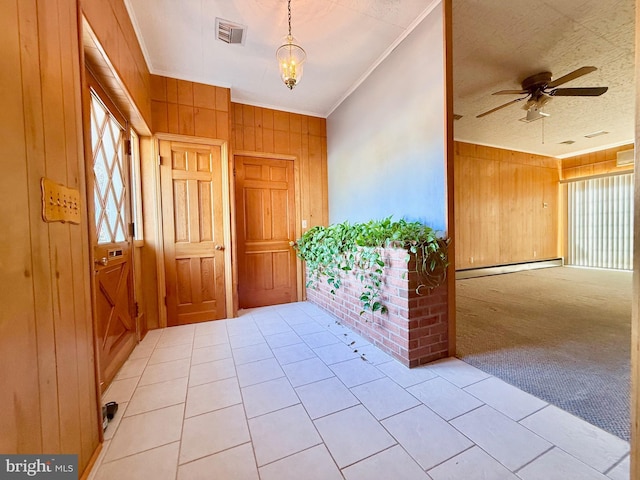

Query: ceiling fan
[476,66,608,119]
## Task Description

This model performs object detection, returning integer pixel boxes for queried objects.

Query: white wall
[326,2,446,230]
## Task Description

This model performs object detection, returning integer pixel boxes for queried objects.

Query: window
[90,91,128,244]
[567,173,634,270]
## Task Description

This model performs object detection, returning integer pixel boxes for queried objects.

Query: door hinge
[134,302,140,318]
[125,139,132,156]
[129,222,135,238]
[158,154,162,166]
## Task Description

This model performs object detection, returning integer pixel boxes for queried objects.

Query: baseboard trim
[456,258,564,280]
[81,443,102,480]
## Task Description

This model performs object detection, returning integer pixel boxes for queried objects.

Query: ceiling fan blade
[476,97,527,118]
[547,66,597,88]
[550,86,608,96]
[492,89,528,95]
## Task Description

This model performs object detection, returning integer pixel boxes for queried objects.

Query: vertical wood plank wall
[147,76,232,323]
[83,0,157,335]
[1,0,99,474]
[139,137,162,330]
[560,143,634,180]
[146,87,329,315]
[82,0,151,126]
[454,141,559,270]
[232,104,329,230]
[150,75,231,141]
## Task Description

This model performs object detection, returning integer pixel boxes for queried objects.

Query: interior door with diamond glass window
[88,86,136,391]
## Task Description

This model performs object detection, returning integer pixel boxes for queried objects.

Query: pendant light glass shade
[277,34,306,89]
[277,0,306,90]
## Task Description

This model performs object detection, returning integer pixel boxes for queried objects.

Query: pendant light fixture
[276,0,306,90]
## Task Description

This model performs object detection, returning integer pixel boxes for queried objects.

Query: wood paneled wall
[454,142,560,270]
[145,76,232,324]
[139,137,162,330]
[561,143,634,180]
[232,103,329,229]
[150,75,230,140]
[82,0,152,127]
[1,0,98,474]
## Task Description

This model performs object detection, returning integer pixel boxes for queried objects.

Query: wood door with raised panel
[88,89,136,390]
[235,156,297,308]
[160,140,226,326]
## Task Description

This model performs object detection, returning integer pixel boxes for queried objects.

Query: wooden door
[88,89,136,390]
[160,140,227,325]
[235,156,297,308]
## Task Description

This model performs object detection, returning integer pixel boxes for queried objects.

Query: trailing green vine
[294,218,449,315]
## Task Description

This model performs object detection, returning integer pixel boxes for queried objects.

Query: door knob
[215,245,225,251]
[95,257,108,266]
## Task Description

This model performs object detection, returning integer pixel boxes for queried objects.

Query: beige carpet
[456,266,631,440]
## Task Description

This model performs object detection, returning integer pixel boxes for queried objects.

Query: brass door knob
[95,257,108,266]
[215,245,225,251]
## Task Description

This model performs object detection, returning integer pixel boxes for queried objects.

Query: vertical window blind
[567,173,634,270]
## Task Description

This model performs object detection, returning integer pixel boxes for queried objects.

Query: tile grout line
[270,308,366,477]
[99,332,163,466]
[512,445,555,474]
[227,313,263,480]
[98,327,185,469]
[173,327,195,477]
[337,443,399,472]
[95,302,632,479]
[445,402,486,422]
[516,403,550,423]
[603,452,630,476]
[423,444,476,474]
[97,441,183,471]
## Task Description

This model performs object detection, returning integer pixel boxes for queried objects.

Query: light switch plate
[41,177,81,224]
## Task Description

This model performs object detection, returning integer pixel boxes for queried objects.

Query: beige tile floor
[89,302,631,480]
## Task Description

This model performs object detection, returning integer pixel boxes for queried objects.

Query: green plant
[294,217,449,315]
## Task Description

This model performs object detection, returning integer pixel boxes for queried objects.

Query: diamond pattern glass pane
[112,162,123,198]
[90,91,128,244]
[91,96,105,153]
[94,148,109,203]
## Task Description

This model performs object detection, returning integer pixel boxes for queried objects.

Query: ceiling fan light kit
[519,106,549,123]
[476,66,608,120]
[276,0,306,90]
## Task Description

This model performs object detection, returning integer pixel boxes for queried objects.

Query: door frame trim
[233,150,304,304]
[83,70,137,391]
[154,133,233,324]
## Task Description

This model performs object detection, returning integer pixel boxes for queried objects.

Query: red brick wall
[306,248,449,367]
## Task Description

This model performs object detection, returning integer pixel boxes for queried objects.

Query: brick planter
[305,247,449,367]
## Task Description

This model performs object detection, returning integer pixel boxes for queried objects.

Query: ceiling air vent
[584,130,609,138]
[453,114,463,120]
[216,18,246,45]
[616,149,635,167]
[559,140,575,145]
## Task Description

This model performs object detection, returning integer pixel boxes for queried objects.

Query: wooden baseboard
[80,443,103,480]
[456,258,564,279]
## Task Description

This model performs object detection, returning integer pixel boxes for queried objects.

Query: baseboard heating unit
[456,258,564,280]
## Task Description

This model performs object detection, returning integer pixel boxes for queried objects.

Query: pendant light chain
[288,0,292,37]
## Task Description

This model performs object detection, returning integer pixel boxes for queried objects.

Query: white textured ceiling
[453,0,635,157]
[124,0,438,117]
[124,0,635,157]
